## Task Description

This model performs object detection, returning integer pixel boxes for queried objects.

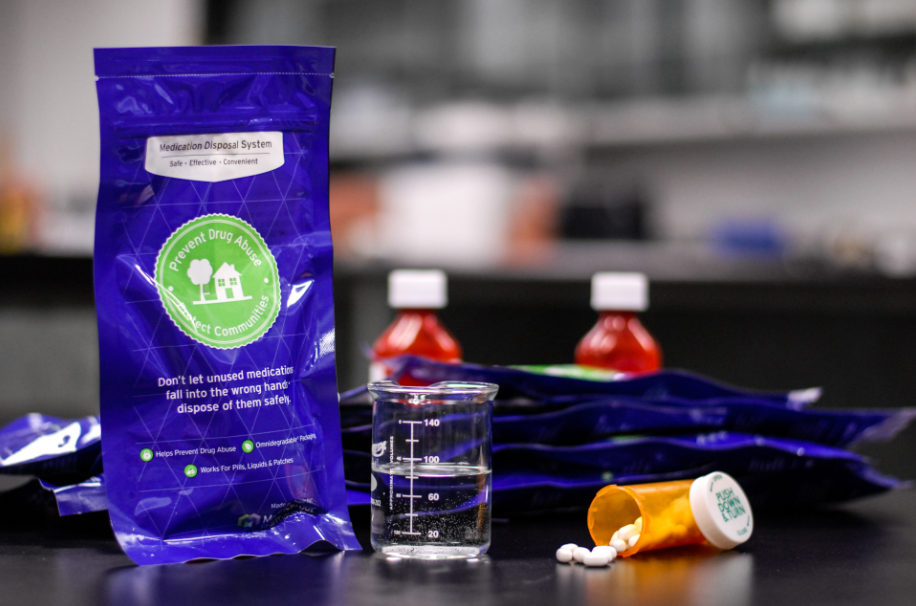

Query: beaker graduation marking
[396,419,423,536]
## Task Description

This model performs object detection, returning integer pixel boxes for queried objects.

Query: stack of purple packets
[340,356,914,514]
[1,356,912,517]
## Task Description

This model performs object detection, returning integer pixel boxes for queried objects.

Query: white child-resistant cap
[689,471,754,550]
[388,269,448,309]
[590,272,648,311]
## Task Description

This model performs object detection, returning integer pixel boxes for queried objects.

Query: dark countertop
[2,488,915,606]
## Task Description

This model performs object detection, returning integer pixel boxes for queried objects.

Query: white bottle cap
[689,471,754,550]
[590,272,648,311]
[388,269,447,309]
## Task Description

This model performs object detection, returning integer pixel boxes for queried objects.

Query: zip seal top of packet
[0,414,102,484]
[94,46,359,564]
[387,356,821,408]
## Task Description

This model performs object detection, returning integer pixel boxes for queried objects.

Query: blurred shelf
[586,97,916,149]
[329,96,916,163]
[771,29,916,53]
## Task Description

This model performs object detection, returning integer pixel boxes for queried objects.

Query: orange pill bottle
[370,269,462,384]
[575,272,661,373]
[588,471,754,557]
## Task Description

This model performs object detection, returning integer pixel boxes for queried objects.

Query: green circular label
[140,448,154,462]
[155,214,280,349]
[242,440,255,453]
[184,464,198,478]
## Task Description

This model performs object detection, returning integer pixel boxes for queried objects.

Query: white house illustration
[213,263,250,302]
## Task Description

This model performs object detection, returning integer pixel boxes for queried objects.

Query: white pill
[634,517,643,532]
[556,548,574,563]
[618,524,638,541]
[628,534,640,548]
[610,539,628,553]
[592,546,617,562]
[610,531,619,543]
[573,547,591,563]
[583,552,609,567]
[560,543,578,551]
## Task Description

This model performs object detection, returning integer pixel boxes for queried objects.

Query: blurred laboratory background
[3,0,916,472]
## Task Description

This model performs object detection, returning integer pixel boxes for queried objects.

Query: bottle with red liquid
[369,269,462,383]
[575,272,661,373]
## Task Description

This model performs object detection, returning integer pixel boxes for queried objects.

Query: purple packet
[94,46,358,564]
[493,397,915,448]
[344,432,905,512]
[493,400,724,445]
[37,476,108,517]
[0,414,102,484]
[342,399,725,451]
[347,432,871,486]
[0,475,107,519]
[488,458,903,513]
[491,432,866,479]
[344,390,911,449]
[713,401,916,447]
[388,356,820,409]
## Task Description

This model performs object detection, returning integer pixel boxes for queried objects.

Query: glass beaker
[368,380,498,558]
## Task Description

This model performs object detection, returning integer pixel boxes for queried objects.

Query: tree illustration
[187,259,213,303]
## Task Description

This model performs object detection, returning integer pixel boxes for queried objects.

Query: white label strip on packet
[145,132,285,182]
